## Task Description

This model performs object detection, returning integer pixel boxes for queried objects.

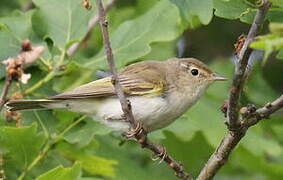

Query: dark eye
[191,69,199,76]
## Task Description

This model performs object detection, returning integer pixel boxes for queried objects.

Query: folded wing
[50,61,167,100]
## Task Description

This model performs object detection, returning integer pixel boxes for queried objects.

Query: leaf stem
[17,141,51,180]
[54,115,87,143]
[39,57,53,71]
[33,111,49,138]
[23,71,55,95]
[22,50,66,95]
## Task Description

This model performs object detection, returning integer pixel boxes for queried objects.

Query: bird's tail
[5,99,63,111]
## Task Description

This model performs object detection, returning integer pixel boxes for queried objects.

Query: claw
[123,122,144,140]
[151,146,167,164]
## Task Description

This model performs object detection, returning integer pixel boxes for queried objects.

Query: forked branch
[197,1,274,180]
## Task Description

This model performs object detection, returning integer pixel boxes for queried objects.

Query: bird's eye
[191,69,199,76]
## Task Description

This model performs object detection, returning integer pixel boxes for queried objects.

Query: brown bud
[5,111,22,125]
[21,40,32,52]
[234,34,246,55]
[82,0,92,10]
[220,100,228,117]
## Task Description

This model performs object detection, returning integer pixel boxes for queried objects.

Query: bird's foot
[151,145,167,164]
[122,122,145,140]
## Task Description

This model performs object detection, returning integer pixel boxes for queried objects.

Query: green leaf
[32,0,94,49]
[82,0,182,69]
[250,34,283,63]
[36,162,82,180]
[0,124,46,179]
[52,62,94,93]
[64,117,112,147]
[213,0,255,23]
[139,41,177,61]
[270,23,283,34]
[245,66,278,105]
[95,135,177,180]
[250,23,283,62]
[170,0,213,27]
[269,0,283,6]
[231,146,283,179]
[268,11,283,23]
[162,131,214,177]
[0,11,33,61]
[56,141,117,178]
[277,49,283,59]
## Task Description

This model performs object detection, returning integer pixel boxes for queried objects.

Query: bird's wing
[50,61,166,100]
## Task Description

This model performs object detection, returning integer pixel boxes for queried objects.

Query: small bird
[5,58,227,132]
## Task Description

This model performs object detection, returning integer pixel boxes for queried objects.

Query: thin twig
[95,0,137,128]
[227,0,272,130]
[95,0,192,179]
[197,1,272,180]
[67,0,116,56]
[0,76,13,110]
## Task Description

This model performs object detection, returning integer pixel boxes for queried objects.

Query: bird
[5,58,227,132]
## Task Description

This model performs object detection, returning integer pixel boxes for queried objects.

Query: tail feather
[5,99,59,111]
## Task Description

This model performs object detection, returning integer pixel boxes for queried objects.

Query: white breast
[94,90,200,132]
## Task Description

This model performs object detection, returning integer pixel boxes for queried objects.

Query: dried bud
[5,111,22,125]
[220,100,228,117]
[21,40,32,52]
[3,57,24,81]
[82,0,92,10]
[234,34,246,56]
[11,93,23,100]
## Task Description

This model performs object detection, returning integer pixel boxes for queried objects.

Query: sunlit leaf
[250,34,283,63]
[213,0,255,23]
[56,141,117,178]
[36,162,82,180]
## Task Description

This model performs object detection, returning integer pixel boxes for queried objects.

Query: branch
[95,0,192,179]
[197,1,272,179]
[197,94,283,180]
[227,0,272,129]
[0,76,13,110]
[67,0,116,56]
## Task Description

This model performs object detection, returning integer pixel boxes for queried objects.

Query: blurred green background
[0,0,283,179]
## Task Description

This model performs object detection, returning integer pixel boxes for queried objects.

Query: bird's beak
[212,75,228,81]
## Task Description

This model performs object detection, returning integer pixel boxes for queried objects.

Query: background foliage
[0,0,283,179]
